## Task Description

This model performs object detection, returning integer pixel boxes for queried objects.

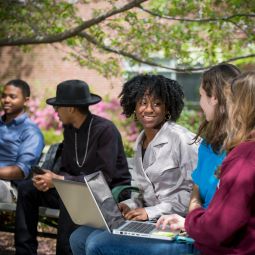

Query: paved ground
[0,232,56,255]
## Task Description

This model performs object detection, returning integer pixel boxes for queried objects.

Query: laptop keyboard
[120,221,155,234]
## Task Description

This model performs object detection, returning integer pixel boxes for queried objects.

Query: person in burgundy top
[15,80,131,255]
[157,71,255,255]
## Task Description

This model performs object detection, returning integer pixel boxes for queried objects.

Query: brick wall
[0,45,124,101]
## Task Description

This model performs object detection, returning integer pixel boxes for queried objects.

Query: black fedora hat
[46,80,101,106]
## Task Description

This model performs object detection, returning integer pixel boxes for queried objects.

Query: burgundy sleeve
[185,154,255,248]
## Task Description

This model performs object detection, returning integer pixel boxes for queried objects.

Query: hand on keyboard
[124,207,148,221]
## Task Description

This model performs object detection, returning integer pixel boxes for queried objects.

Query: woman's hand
[118,203,148,221]
[156,214,185,231]
[124,208,148,221]
[118,203,131,215]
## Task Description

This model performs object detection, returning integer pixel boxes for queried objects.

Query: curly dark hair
[119,74,184,122]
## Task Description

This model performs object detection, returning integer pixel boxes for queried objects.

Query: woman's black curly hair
[119,74,184,122]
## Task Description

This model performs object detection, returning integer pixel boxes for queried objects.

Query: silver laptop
[53,172,179,241]
[53,177,106,228]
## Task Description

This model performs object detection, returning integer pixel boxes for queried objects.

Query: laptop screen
[85,171,126,230]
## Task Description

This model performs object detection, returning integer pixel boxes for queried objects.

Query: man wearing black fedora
[15,80,131,255]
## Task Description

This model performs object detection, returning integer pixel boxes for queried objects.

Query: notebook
[53,172,179,241]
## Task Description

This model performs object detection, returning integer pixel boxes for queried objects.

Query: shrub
[27,98,63,145]
[42,129,63,145]
[28,98,62,132]
[177,108,203,134]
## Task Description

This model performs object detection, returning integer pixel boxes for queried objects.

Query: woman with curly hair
[116,74,198,221]
[70,74,198,255]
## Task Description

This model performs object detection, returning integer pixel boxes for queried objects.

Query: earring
[165,112,171,121]
[134,111,138,121]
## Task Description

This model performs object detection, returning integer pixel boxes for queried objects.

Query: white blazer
[124,121,199,220]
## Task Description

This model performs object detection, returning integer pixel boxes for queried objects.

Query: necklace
[74,117,93,168]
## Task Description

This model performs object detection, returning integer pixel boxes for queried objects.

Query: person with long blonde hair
[224,72,255,151]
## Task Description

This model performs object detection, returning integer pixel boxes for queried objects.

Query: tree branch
[139,5,255,22]
[228,20,249,37]
[223,54,255,63]
[49,30,255,73]
[80,32,196,72]
[0,0,148,46]
[79,31,255,73]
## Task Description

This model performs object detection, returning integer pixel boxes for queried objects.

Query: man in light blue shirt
[0,79,44,202]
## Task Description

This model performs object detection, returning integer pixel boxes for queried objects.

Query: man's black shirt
[59,112,131,189]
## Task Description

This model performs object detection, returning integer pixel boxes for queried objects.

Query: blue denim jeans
[70,226,200,255]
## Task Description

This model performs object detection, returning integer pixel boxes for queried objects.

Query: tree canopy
[1,0,254,77]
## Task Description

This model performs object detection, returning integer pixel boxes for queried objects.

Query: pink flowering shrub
[28,98,62,133]
[27,98,63,145]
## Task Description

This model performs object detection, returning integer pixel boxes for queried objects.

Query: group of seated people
[0,63,255,255]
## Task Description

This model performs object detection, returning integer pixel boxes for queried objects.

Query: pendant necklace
[75,117,93,168]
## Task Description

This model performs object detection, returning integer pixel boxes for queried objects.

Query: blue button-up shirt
[0,113,44,178]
